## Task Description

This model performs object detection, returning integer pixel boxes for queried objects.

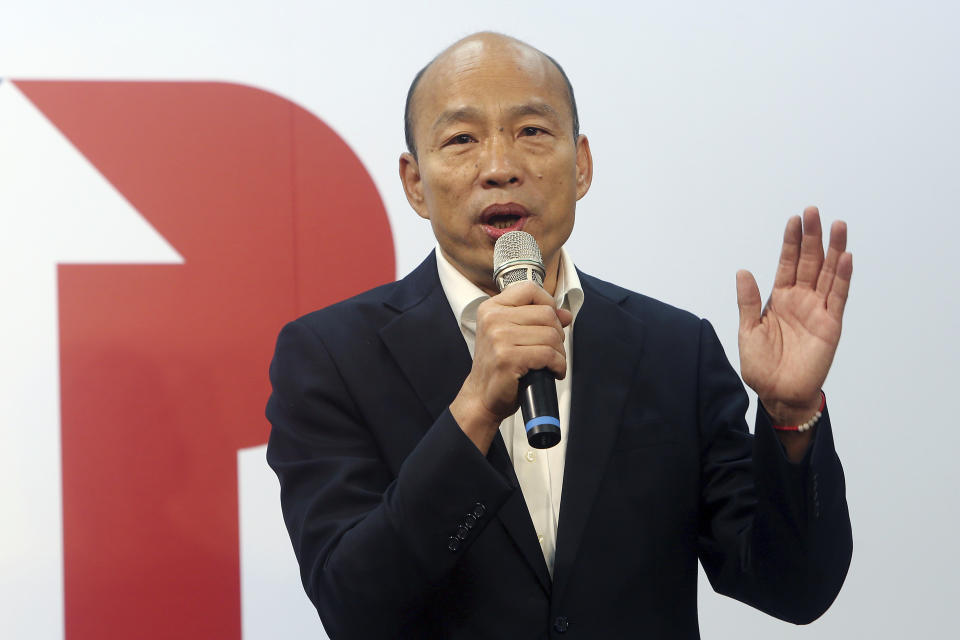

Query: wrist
[760,390,827,433]
[450,391,503,455]
[761,391,824,428]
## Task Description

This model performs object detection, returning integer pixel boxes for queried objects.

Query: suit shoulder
[283,280,403,350]
[281,252,439,342]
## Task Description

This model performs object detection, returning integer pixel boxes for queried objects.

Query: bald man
[267,32,852,639]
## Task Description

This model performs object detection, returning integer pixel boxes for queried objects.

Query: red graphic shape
[15,81,395,639]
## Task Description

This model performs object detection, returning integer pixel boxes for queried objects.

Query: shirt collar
[435,245,584,332]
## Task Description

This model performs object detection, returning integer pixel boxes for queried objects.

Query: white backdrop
[3,1,958,637]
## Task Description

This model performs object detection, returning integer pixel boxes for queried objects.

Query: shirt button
[525,450,536,462]
[553,616,569,633]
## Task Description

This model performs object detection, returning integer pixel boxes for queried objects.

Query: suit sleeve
[695,319,853,624]
[265,318,513,638]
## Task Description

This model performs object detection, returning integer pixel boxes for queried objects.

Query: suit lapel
[553,275,646,602]
[379,270,472,423]
[378,253,552,594]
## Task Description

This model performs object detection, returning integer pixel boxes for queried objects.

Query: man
[267,32,853,639]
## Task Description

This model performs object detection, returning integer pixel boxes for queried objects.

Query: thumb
[736,269,762,331]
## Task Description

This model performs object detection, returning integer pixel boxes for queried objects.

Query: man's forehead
[415,35,568,117]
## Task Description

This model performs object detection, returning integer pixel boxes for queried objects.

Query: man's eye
[521,127,543,136]
[449,134,474,145]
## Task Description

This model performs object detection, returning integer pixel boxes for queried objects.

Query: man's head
[399,32,593,295]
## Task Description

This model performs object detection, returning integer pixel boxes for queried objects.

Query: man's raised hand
[736,206,853,428]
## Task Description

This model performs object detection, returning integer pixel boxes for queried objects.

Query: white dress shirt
[435,246,584,576]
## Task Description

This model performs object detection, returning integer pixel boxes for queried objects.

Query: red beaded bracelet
[772,391,826,433]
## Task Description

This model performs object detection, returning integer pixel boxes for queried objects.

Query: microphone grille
[493,231,543,271]
[492,231,545,291]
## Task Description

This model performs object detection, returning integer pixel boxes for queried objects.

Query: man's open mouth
[488,214,523,229]
[481,204,529,238]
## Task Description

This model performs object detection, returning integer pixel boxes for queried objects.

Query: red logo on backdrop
[14,81,394,638]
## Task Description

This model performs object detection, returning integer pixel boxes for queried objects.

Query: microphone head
[493,231,545,291]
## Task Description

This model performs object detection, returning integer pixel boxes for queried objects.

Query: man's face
[400,36,592,295]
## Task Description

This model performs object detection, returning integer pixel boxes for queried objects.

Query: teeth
[491,217,518,229]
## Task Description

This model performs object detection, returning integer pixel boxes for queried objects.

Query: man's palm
[736,207,853,421]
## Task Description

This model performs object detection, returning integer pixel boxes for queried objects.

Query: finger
[816,220,848,298]
[506,305,566,335]
[494,280,556,307]
[827,252,853,321]
[518,345,568,380]
[795,206,825,288]
[500,325,566,354]
[773,215,802,288]
[736,269,762,332]
[483,302,562,329]
[556,307,573,328]
[480,305,566,348]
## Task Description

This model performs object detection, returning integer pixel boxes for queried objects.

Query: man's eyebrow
[431,103,561,132]
[506,103,560,120]
[432,106,483,131]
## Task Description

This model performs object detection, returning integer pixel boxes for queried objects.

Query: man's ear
[574,134,593,200]
[399,152,430,220]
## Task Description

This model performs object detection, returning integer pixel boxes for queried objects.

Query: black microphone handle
[519,368,561,449]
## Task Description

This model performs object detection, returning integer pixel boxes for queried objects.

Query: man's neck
[539,252,561,296]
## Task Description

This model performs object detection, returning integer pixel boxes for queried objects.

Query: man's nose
[478,136,522,188]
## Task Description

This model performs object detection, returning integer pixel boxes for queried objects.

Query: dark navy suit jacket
[266,252,852,639]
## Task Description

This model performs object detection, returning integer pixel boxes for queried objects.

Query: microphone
[493,231,561,450]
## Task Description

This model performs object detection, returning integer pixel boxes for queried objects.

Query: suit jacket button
[447,536,460,552]
[472,502,486,518]
[553,616,569,633]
